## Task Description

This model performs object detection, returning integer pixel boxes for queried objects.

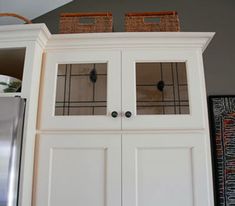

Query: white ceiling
[0,0,73,25]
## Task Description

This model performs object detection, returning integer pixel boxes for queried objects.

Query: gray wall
[33,0,235,96]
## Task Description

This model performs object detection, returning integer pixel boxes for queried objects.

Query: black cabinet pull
[125,111,132,118]
[111,111,118,118]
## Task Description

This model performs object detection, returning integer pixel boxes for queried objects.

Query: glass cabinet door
[39,51,121,130]
[122,50,206,130]
[55,63,108,116]
[136,62,189,115]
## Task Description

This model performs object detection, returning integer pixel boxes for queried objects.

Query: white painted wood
[122,133,214,206]
[46,32,215,52]
[38,50,122,130]
[194,48,215,200]
[19,43,44,206]
[122,49,207,130]
[34,134,121,206]
[0,24,51,49]
[35,29,214,206]
[0,24,215,206]
[0,24,50,206]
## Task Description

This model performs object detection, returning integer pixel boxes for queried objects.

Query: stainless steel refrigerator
[0,97,25,206]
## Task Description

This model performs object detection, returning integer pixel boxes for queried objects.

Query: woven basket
[125,11,180,32]
[59,12,113,34]
[0,13,32,24]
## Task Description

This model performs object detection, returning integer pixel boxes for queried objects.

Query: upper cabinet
[0,25,215,206]
[121,49,206,130]
[39,50,122,130]
[38,32,214,131]
[0,24,50,98]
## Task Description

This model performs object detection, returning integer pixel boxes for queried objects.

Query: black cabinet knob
[111,111,118,118]
[125,111,132,118]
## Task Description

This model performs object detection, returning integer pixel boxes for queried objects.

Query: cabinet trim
[46,32,215,52]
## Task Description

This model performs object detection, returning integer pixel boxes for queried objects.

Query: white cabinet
[35,133,213,206]
[34,134,121,206]
[122,133,212,206]
[39,48,207,131]
[0,24,50,206]
[121,50,207,130]
[39,51,121,130]
[34,32,215,206]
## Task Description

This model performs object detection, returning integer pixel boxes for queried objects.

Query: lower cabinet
[122,133,212,206]
[34,134,121,206]
[34,133,212,206]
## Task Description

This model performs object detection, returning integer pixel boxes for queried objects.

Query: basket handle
[126,11,178,17]
[0,13,32,24]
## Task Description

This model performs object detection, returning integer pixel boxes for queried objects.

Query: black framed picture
[209,95,235,206]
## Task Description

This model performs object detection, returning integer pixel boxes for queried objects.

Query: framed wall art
[209,95,235,206]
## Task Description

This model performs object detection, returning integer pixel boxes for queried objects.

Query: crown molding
[0,23,51,48]
[46,32,215,52]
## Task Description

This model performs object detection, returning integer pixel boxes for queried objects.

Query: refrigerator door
[0,97,25,206]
